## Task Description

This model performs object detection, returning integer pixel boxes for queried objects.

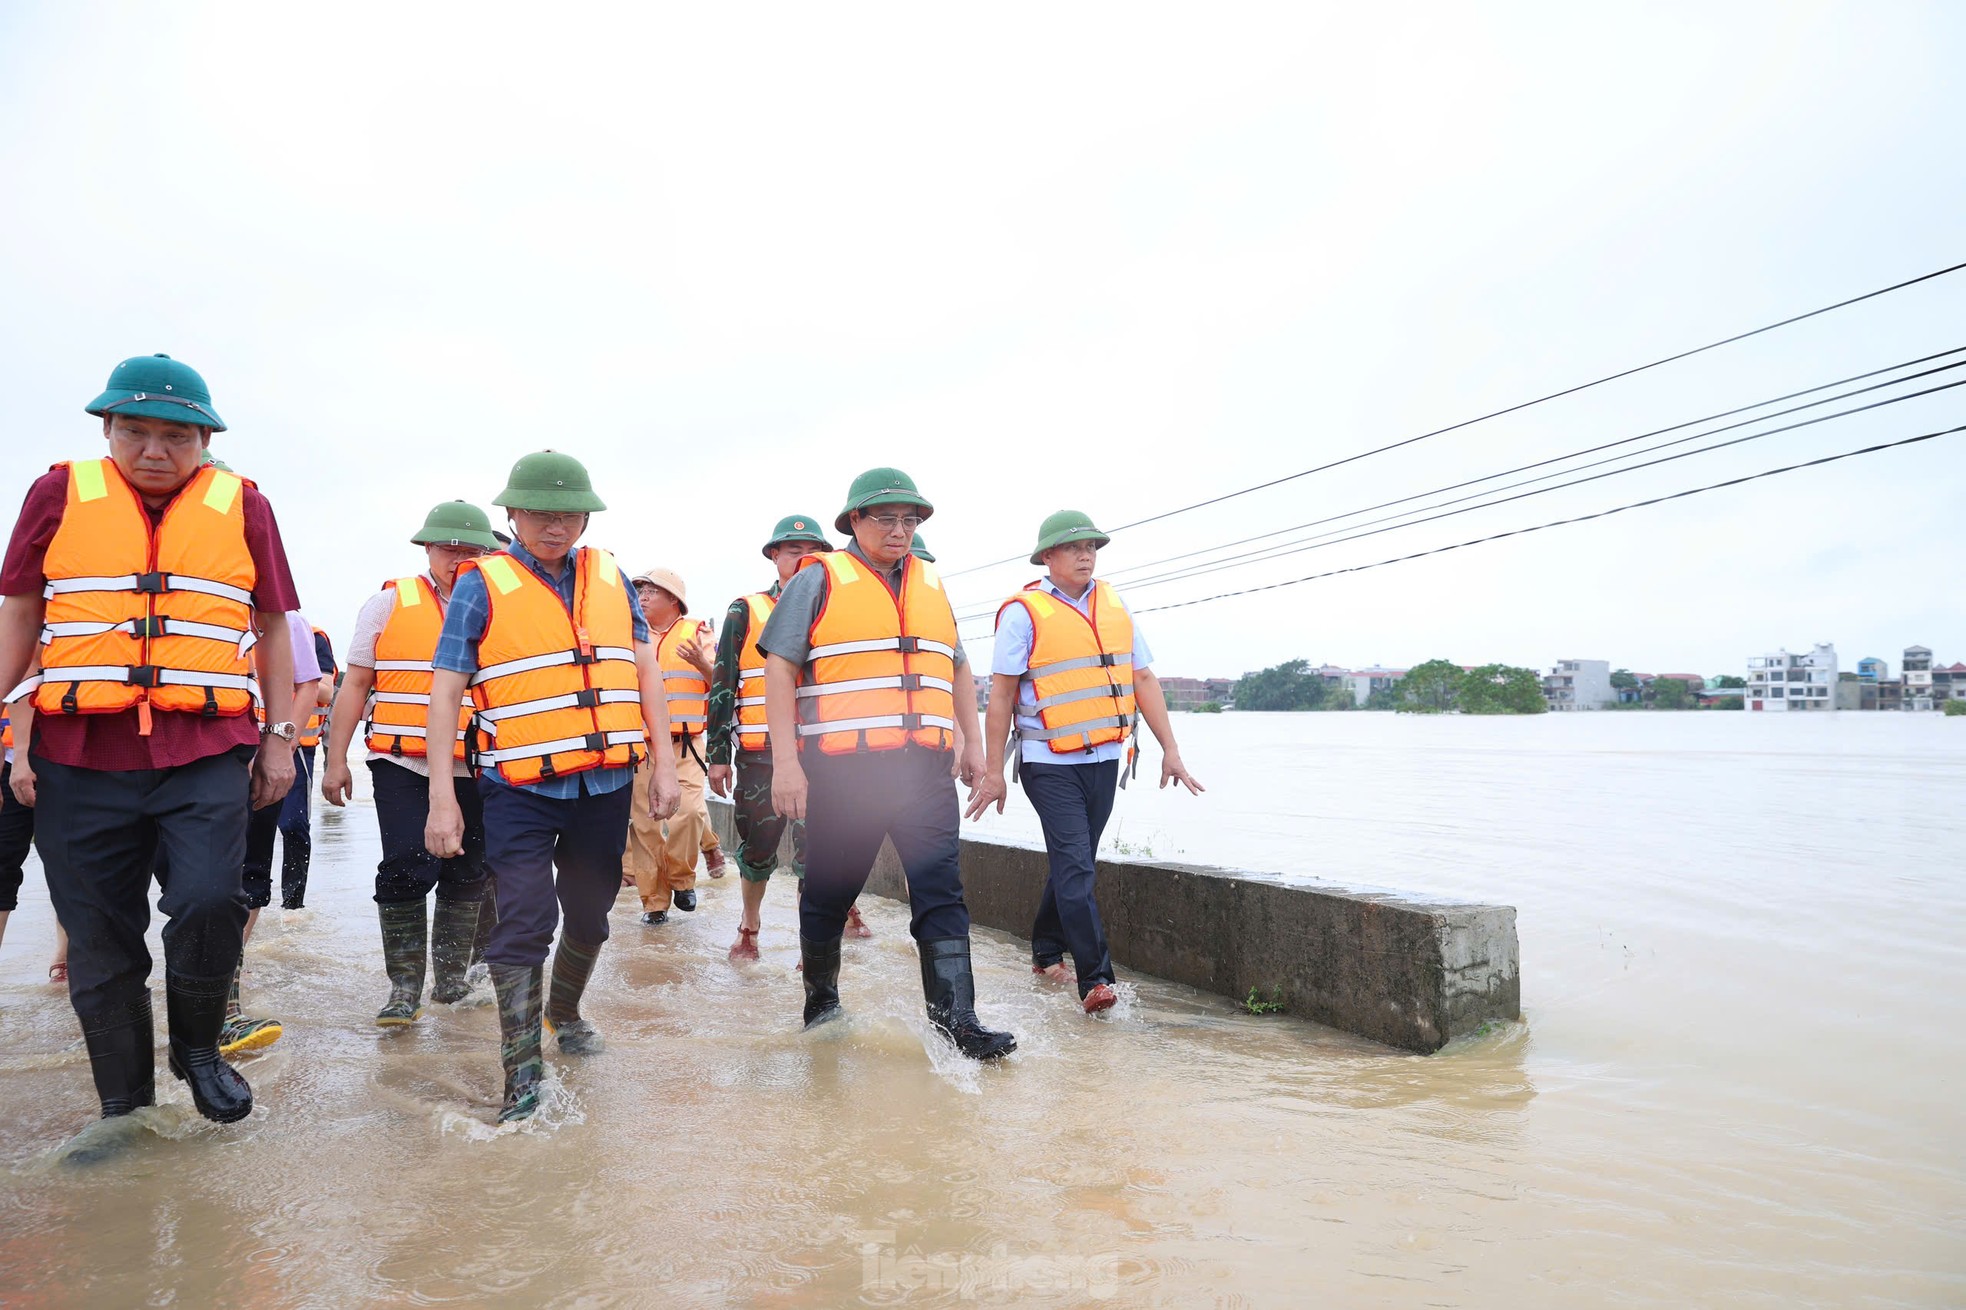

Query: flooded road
[2,712,1962,1307]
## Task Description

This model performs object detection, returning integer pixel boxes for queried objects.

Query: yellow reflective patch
[1027,593,1057,619]
[480,555,522,596]
[593,549,618,585]
[395,577,422,607]
[830,554,861,584]
[73,459,108,503]
[919,562,942,590]
[203,471,241,514]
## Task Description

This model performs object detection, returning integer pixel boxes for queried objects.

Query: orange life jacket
[656,617,709,738]
[465,547,646,785]
[367,576,472,760]
[2,713,12,753]
[298,624,335,747]
[997,580,1136,753]
[797,551,957,754]
[35,458,259,731]
[733,592,776,753]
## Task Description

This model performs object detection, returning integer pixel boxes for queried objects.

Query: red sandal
[728,926,761,962]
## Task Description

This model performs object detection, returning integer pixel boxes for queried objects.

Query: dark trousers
[733,752,805,881]
[1021,759,1118,993]
[800,747,969,944]
[33,747,252,1021]
[276,744,315,904]
[239,745,316,908]
[371,759,488,905]
[0,761,33,912]
[478,777,632,968]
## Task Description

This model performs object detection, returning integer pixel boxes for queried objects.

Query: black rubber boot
[165,972,254,1124]
[428,894,481,1004]
[918,937,1017,1060]
[545,937,604,1054]
[799,935,844,1029]
[82,991,157,1118]
[489,962,544,1123]
[375,901,428,1025]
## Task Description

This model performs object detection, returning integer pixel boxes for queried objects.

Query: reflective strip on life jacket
[656,617,709,736]
[734,592,776,752]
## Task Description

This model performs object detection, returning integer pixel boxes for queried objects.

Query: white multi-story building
[1903,645,1934,712]
[1541,658,1613,711]
[1745,643,1838,712]
[1340,666,1407,707]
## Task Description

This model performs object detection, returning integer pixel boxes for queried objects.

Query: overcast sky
[2,3,1960,680]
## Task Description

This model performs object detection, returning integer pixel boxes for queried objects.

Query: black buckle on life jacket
[127,665,164,688]
[898,712,923,731]
[1097,652,1117,666]
[582,732,608,751]
[132,616,168,638]
[895,636,921,653]
[134,572,166,595]
[201,686,219,717]
[898,673,925,691]
[573,688,602,708]
[571,649,598,665]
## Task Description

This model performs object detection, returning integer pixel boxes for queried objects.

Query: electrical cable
[1125,424,1966,615]
[938,259,1966,581]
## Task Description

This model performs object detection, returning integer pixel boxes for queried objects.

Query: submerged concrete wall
[708,798,1518,1054]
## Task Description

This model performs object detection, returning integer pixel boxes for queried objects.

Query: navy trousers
[801,747,970,944]
[34,747,252,1020]
[478,776,632,968]
[0,761,32,912]
[1020,758,1119,995]
[275,744,316,905]
[370,759,487,905]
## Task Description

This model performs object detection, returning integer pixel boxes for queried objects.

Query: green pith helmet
[761,513,833,560]
[411,500,501,550]
[87,353,227,431]
[1030,509,1110,565]
[198,449,235,473]
[909,533,936,562]
[492,449,606,513]
[835,466,933,534]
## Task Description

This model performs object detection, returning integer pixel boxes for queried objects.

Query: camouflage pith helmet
[492,449,606,512]
[411,500,500,550]
[762,513,832,560]
[834,467,932,534]
[87,353,227,431]
[909,533,936,562]
[1029,509,1109,565]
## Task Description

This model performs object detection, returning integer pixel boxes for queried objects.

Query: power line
[951,342,1966,617]
[1097,371,1966,595]
[953,366,1966,623]
[1087,346,1966,591]
[939,259,1966,581]
[1126,424,1966,616]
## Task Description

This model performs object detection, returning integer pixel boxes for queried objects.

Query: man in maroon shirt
[0,353,301,1135]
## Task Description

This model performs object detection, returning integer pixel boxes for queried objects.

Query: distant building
[1156,676,1238,709]
[1746,643,1838,711]
[1857,656,1888,682]
[1340,666,1406,707]
[1541,659,1613,711]
[1903,645,1935,711]
[1932,662,1966,707]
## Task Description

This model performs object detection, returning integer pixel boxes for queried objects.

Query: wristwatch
[261,721,299,744]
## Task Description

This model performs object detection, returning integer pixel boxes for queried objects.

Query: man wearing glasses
[321,501,502,1027]
[422,452,682,1123]
[760,468,1016,1060]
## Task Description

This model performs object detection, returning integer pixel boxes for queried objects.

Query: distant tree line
[1231,658,1547,715]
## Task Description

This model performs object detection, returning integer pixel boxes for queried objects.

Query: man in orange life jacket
[964,511,1203,1014]
[761,468,1015,1060]
[624,566,713,926]
[705,514,871,961]
[0,353,301,1130]
[321,501,500,1027]
[422,451,682,1123]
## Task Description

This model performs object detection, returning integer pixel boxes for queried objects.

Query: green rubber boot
[428,894,481,1004]
[375,901,427,1026]
[490,963,545,1123]
[218,962,283,1055]
[545,937,605,1055]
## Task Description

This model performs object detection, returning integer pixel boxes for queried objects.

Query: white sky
[2,3,1960,680]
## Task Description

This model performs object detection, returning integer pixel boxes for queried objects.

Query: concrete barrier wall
[708,797,1518,1054]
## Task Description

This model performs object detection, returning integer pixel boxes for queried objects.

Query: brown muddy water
[0,712,1961,1307]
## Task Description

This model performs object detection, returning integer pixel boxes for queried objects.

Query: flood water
[1,712,1961,1307]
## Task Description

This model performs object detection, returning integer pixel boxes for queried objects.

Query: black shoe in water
[165,973,254,1123]
[672,888,697,912]
[918,937,1017,1061]
[800,935,844,1029]
[640,910,669,926]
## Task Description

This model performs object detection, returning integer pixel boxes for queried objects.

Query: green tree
[1362,684,1402,711]
[1651,677,1694,710]
[1233,659,1328,712]
[1610,668,1640,691]
[1713,674,1746,689]
[1460,664,1550,714]
[1715,695,1745,711]
[1397,659,1463,713]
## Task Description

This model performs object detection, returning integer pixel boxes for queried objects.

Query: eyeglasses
[515,510,587,529]
[864,513,923,532]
